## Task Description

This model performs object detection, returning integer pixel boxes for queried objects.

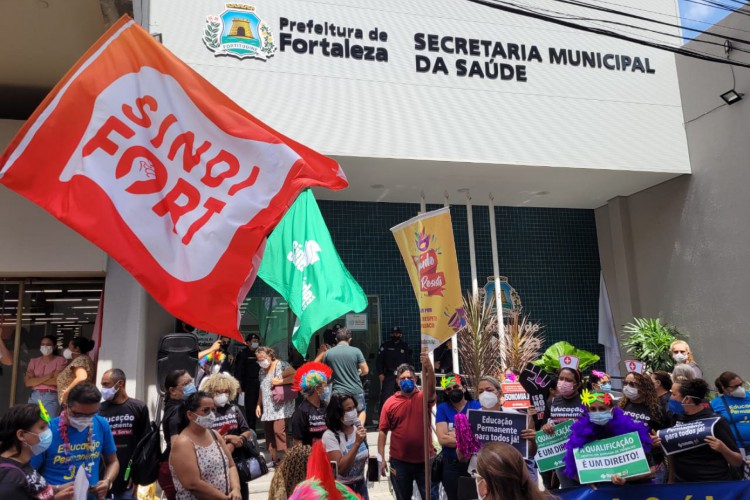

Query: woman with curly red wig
[291,362,333,447]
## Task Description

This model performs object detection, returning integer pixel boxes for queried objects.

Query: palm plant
[621,318,682,372]
[503,310,544,373]
[457,292,503,391]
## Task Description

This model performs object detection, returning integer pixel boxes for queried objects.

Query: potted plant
[621,318,683,372]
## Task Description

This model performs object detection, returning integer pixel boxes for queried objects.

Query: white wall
[595,11,750,382]
[0,119,107,276]
[150,0,689,175]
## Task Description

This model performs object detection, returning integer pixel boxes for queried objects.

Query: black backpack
[127,420,162,486]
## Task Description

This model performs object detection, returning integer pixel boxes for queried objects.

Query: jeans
[390,458,426,500]
[29,390,59,418]
[441,456,468,500]
[346,478,369,500]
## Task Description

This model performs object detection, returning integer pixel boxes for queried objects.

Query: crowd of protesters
[1,328,749,500]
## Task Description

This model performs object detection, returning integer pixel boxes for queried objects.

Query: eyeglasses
[623,381,638,388]
[728,382,744,390]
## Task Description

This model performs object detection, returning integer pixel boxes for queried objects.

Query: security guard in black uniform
[376,326,413,409]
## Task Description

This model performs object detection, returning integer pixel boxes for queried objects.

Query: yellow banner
[391,207,465,353]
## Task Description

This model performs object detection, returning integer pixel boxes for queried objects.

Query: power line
[466,0,750,69]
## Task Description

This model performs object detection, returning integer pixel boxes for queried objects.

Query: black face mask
[392,335,402,342]
[449,389,464,403]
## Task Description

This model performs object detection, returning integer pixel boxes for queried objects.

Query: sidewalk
[248,430,395,499]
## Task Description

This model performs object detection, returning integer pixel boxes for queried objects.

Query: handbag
[270,362,296,404]
[721,395,750,481]
[431,450,444,483]
[271,383,296,403]
[233,437,269,482]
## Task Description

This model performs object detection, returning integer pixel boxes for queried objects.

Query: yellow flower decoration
[441,375,461,390]
[581,389,611,407]
[38,400,50,423]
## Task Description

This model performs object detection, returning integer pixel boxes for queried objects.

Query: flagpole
[465,191,478,297]
[488,193,506,369]
[420,191,427,214]
[423,373,431,500]
[445,191,460,377]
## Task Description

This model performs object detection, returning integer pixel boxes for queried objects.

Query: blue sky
[678,0,731,40]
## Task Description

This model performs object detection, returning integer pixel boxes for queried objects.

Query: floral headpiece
[440,374,462,390]
[581,389,612,407]
[591,370,607,379]
[199,350,226,367]
[38,401,50,423]
[293,362,333,393]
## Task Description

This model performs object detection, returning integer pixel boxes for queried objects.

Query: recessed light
[370,184,384,189]
[457,188,470,193]
[531,191,550,196]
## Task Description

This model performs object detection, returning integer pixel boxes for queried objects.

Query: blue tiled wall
[250,201,602,366]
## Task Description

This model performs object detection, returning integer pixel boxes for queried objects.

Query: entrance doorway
[0,279,105,416]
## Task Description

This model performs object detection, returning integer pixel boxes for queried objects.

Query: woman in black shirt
[652,378,743,482]
[158,369,196,500]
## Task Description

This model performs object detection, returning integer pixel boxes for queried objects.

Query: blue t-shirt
[436,400,481,459]
[31,415,117,486]
[710,392,750,450]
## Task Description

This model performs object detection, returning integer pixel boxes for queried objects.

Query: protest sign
[535,419,574,472]
[573,432,651,484]
[502,382,531,409]
[520,362,552,422]
[468,409,528,456]
[557,481,750,500]
[657,417,719,455]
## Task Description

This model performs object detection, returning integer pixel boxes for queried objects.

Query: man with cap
[376,327,413,410]
[233,332,262,431]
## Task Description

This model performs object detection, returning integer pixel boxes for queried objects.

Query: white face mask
[343,409,359,426]
[672,353,688,363]
[623,385,639,400]
[731,387,746,399]
[63,348,73,360]
[193,411,217,429]
[40,346,54,356]
[478,391,499,410]
[67,415,93,432]
[258,359,270,369]
[214,394,229,407]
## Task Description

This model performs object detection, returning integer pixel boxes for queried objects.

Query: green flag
[258,189,367,354]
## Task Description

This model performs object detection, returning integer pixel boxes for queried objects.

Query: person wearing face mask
[255,346,296,466]
[562,391,653,487]
[291,362,333,447]
[196,373,252,500]
[434,374,480,500]
[377,353,436,500]
[542,368,583,430]
[711,371,750,455]
[0,403,73,499]
[618,370,668,483]
[588,370,611,392]
[99,369,150,500]
[473,443,554,500]
[322,393,370,499]
[159,369,196,500]
[233,333,262,432]
[375,327,413,412]
[169,392,241,500]
[669,340,702,378]
[652,378,742,483]
[56,337,96,406]
[31,383,119,500]
[25,335,67,418]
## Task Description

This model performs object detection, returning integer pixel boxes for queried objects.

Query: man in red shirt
[378,352,436,500]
